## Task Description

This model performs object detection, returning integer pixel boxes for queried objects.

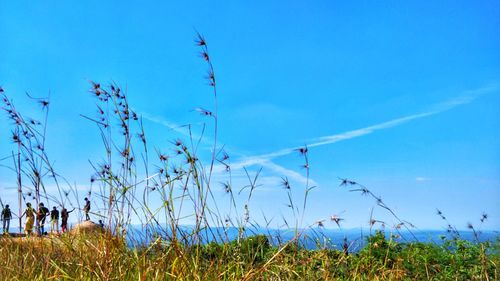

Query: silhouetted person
[98,219,104,228]
[83,198,91,221]
[50,206,60,233]
[36,203,49,235]
[21,203,35,236]
[1,205,12,234]
[343,237,349,255]
[61,207,74,233]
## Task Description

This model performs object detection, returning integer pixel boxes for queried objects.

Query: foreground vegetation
[0,231,498,280]
[1,33,498,280]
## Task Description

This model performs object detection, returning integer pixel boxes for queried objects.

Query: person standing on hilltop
[50,206,60,233]
[1,205,12,234]
[36,203,49,235]
[61,207,74,233]
[83,198,91,221]
[20,203,35,236]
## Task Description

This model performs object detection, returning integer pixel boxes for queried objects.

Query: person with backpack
[36,203,49,235]
[1,205,12,234]
[83,198,91,221]
[50,206,60,233]
[61,207,74,233]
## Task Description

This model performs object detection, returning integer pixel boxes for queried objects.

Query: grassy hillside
[0,35,498,280]
[0,230,498,280]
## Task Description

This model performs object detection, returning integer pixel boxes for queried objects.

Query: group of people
[1,197,91,236]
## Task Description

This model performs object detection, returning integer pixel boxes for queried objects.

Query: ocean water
[125,225,499,251]
[11,224,497,251]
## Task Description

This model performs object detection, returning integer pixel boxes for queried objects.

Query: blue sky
[1,1,499,230]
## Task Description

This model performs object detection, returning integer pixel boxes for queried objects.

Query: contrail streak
[233,84,498,166]
[138,84,497,186]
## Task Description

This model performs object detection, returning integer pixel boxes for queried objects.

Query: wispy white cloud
[261,161,317,186]
[138,84,498,189]
[138,120,311,190]
[140,111,194,137]
[139,110,314,187]
[228,84,498,166]
[209,148,314,186]
[140,111,220,152]
[415,177,430,182]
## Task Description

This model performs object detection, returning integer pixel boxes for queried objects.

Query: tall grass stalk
[0,34,498,280]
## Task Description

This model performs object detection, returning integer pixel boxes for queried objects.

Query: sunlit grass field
[0,230,498,280]
[0,34,498,280]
